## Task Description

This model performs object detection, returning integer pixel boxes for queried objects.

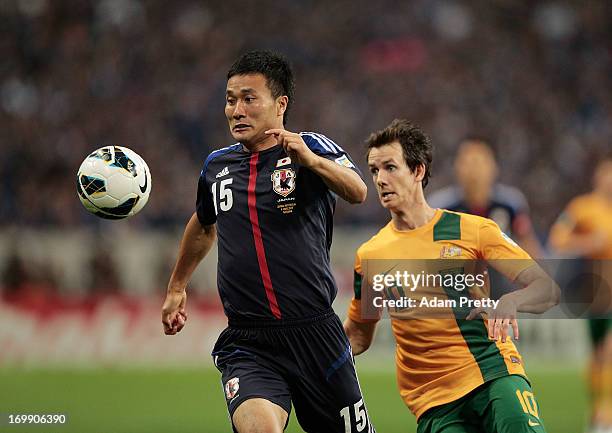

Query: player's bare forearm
[309,155,367,204]
[344,318,377,355]
[505,264,561,313]
[167,212,216,293]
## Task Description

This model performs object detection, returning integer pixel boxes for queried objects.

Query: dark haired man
[162,50,374,433]
[428,138,542,258]
[344,119,559,433]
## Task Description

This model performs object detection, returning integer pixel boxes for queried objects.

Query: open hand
[466,295,519,342]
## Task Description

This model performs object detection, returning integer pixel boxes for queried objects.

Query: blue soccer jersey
[197,132,360,321]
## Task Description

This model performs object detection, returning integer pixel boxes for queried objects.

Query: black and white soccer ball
[77,146,151,219]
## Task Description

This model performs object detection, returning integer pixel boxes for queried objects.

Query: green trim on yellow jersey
[433,211,461,241]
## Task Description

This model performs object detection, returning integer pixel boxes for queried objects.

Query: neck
[390,192,436,231]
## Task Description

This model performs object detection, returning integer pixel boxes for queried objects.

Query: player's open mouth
[381,192,395,199]
[233,124,251,132]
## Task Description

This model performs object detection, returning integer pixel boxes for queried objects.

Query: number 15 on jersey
[212,179,233,214]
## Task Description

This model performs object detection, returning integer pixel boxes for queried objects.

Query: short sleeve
[347,250,379,323]
[300,132,362,177]
[196,169,216,226]
[478,218,534,281]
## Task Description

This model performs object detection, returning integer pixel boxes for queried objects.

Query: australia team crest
[271,168,296,197]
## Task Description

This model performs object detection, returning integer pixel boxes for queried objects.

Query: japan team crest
[271,168,296,197]
[225,377,240,400]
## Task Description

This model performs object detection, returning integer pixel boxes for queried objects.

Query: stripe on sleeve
[312,132,344,153]
[301,132,334,153]
[202,143,241,176]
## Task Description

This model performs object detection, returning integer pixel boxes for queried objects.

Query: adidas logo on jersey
[216,166,229,178]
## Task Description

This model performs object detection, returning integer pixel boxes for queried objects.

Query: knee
[235,421,283,433]
[233,399,287,433]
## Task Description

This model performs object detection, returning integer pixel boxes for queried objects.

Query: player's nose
[232,100,247,118]
[375,172,387,186]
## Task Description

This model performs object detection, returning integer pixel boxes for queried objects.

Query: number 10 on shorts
[516,389,539,418]
[340,399,369,433]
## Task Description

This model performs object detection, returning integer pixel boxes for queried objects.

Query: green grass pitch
[0,366,586,432]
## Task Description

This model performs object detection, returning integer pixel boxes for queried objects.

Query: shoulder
[356,223,394,259]
[567,193,594,208]
[439,209,494,232]
[492,183,529,211]
[299,131,344,154]
[560,193,595,219]
[428,185,462,209]
[202,143,242,173]
[447,210,515,251]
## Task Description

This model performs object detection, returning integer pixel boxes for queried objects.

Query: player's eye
[370,168,378,175]
[245,96,255,103]
[226,98,236,105]
[387,165,396,172]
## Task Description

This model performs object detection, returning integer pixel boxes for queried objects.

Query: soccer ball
[77,146,151,219]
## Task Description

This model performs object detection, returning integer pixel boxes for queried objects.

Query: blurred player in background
[429,137,543,258]
[549,156,612,433]
[345,119,560,433]
[161,50,375,433]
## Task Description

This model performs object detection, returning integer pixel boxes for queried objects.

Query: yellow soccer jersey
[549,192,612,260]
[348,209,535,420]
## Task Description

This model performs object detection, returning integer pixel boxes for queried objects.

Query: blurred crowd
[1,0,611,233]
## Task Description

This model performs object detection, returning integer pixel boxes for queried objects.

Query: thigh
[212,328,292,428]
[475,375,547,433]
[287,315,376,433]
[292,354,373,433]
[233,398,288,433]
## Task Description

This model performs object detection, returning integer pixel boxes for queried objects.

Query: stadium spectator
[0,1,610,232]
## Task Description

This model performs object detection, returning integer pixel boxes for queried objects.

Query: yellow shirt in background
[549,192,612,260]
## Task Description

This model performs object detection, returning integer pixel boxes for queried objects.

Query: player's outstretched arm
[265,129,367,204]
[308,155,367,204]
[344,318,377,355]
[506,264,561,314]
[162,212,216,335]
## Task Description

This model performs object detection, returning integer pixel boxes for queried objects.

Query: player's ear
[276,95,288,117]
[414,163,426,183]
